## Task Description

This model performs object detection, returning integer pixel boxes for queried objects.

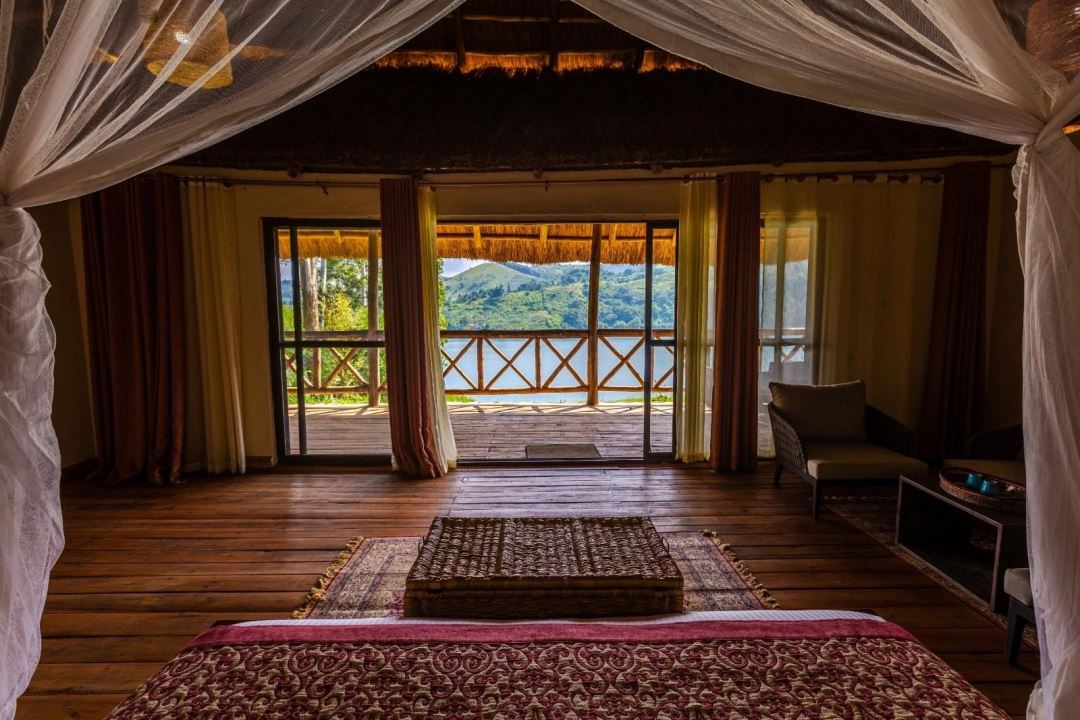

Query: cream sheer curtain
[762,175,943,429]
[419,187,457,473]
[675,180,717,462]
[181,180,245,474]
[0,2,460,715]
[576,2,1080,715]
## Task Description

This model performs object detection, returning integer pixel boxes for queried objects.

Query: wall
[31,200,96,470]
[41,154,1025,469]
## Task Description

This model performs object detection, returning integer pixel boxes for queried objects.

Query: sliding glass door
[266,219,390,462]
[758,216,820,455]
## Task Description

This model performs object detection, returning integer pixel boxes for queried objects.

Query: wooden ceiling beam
[549,0,559,70]
[454,9,466,72]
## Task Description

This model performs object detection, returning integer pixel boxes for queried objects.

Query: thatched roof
[182,0,1007,173]
[185,66,1007,173]
[279,223,678,265]
[374,0,700,75]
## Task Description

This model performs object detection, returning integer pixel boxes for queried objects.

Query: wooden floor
[23,465,1037,719]
[290,403,674,459]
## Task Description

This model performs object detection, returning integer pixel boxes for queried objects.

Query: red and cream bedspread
[106,612,1008,719]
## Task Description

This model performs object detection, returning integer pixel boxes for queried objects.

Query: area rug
[106,615,1008,719]
[294,530,778,618]
[828,494,1038,649]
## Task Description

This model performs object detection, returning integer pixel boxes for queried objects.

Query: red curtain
[711,173,761,472]
[919,161,991,459]
[81,175,185,484]
[380,178,445,478]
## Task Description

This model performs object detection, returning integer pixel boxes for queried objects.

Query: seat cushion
[943,458,1026,488]
[770,381,867,441]
[1004,568,1032,607]
[804,441,928,481]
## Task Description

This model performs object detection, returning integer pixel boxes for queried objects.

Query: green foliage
[441,262,675,331]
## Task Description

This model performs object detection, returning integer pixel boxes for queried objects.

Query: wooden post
[367,232,380,406]
[548,0,560,70]
[300,256,322,391]
[454,9,467,71]
[587,223,601,406]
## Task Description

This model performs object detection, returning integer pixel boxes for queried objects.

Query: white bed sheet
[238,610,884,628]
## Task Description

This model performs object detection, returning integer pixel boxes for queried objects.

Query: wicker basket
[404,516,684,618]
[939,467,1025,512]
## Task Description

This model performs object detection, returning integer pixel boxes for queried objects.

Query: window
[758,216,820,455]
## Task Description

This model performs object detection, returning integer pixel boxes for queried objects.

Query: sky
[441,258,486,278]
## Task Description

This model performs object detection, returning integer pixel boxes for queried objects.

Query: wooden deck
[24,465,1037,719]
[289,402,673,460]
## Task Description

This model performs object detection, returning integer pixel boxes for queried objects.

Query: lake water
[442,334,674,404]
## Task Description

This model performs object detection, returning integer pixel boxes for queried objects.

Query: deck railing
[285,328,674,404]
[441,329,674,401]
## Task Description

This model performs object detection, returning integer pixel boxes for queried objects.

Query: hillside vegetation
[442,262,675,330]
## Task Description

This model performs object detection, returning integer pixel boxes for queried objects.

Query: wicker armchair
[768,381,927,519]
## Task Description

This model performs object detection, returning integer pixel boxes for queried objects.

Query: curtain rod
[174,161,1013,191]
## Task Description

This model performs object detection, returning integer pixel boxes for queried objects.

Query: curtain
[81,174,185,484]
[573,4,1080,715]
[380,178,456,477]
[0,3,461,714]
[181,180,245,474]
[756,212,822,456]
[419,187,457,472]
[920,162,993,460]
[710,173,760,472]
[762,175,943,430]
[675,179,717,462]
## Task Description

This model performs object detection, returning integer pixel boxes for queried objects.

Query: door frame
[263,217,391,466]
[643,219,678,462]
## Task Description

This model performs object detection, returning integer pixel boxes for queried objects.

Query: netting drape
[0,1,461,715]
[4,0,1080,717]
[575,1,1080,716]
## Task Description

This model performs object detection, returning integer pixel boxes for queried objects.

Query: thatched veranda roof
[276,222,815,267]
[278,224,679,265]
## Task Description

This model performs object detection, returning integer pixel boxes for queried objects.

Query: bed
[105,610,1008,719]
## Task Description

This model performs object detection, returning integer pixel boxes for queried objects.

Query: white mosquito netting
[1,1,1077,718]
[0,1,463,716]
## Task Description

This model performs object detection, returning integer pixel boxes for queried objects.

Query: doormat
[525,443,601,459]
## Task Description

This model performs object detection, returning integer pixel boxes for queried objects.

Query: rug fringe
[292,536,364,618]
[702,530,780,610]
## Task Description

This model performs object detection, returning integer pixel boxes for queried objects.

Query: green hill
[443,263,543,297]
[441,262,674,331]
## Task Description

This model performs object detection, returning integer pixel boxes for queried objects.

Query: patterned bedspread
[106,614,1008,719]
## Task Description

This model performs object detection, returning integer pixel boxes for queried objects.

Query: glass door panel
[644,221,677,459]
[268,221,390,461]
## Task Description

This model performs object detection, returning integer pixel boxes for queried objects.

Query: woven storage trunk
[404,516,683,618]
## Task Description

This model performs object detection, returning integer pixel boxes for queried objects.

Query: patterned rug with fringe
[295,531,778,618]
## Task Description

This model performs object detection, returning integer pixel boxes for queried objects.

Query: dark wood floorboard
[19,465,1037,719]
